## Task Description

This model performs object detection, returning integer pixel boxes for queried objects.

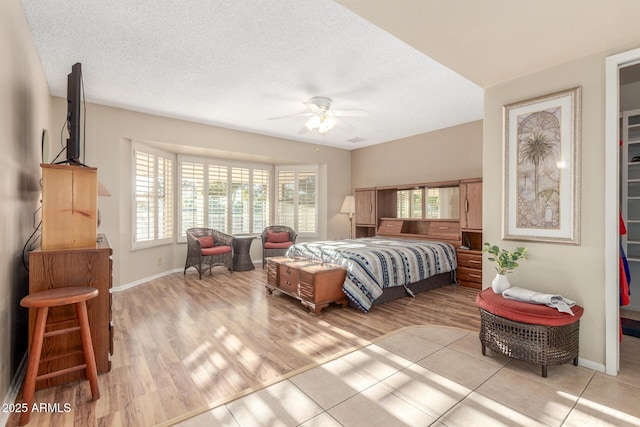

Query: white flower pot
[491,274,511,294]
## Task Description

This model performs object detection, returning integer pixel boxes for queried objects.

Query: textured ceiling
[20,0,483,150]
[22,1,640,151]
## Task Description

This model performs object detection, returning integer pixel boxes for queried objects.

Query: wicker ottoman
[476,288,583,377]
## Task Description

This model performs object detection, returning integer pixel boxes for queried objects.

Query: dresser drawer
[457,251,482,269]
[427,221,460,238]
[378,219,403,234]
[457,266,482,284]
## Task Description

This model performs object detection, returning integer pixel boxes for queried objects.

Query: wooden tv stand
[266,257,348,314]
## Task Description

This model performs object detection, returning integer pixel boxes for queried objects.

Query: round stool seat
[21,287,99,308]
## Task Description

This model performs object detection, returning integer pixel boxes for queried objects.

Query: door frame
[605,47,640,375]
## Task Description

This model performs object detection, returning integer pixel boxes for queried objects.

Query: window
[208,164,228,232]
[133,144,174,249]
[276,165,318,236]
[179,160,205,238]
[178,155,271,240]
[252,169,270,234]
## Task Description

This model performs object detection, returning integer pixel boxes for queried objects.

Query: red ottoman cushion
[476,288,583,327]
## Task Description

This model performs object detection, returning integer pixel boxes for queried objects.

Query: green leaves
[482,242,527,275]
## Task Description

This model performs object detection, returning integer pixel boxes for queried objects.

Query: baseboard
[1,353,27,427]
[113,261,263,293]
[111,268,183,292]
[579,356,606,374]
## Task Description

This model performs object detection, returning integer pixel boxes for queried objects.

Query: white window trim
[275,164,319,238]
[131,141,175,250]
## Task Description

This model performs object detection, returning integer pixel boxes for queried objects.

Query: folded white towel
[502,287,576,315]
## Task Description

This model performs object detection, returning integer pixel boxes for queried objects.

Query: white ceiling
[20,0,483,150]
[21,1,640,150]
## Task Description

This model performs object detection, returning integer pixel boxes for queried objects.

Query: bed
[285,237,457,312]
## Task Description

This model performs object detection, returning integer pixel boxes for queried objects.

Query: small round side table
[233,236,257,271]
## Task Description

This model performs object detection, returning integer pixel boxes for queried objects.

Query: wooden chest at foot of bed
[266,257,348,314]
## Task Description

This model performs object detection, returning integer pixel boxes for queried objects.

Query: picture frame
[503,87,581,244]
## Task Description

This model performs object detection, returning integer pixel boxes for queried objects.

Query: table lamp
[340,195,356,239]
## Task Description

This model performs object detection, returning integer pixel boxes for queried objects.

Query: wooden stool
[19,287,100,425]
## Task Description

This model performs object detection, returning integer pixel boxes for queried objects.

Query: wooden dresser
[456,248,483,289]
[28,234,113,389]
[266,257,348,314]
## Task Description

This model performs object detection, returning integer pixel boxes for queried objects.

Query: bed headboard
[376,218,461,247]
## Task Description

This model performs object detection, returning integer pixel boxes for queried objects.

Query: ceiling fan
[268,96,367,135]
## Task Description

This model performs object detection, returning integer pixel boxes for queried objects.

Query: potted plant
[482,243,527,294]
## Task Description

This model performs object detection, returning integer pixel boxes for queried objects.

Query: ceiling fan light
[323,116,337,130]
[305,116,320,131]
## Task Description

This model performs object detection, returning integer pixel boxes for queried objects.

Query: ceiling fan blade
[334,118,356,134]
[303,103,324,115]
[297,125,310,135]
[268,112,314,120]
[332,110,368,117]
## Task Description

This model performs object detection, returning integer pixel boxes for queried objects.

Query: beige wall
[0,0,51,406]
[351,120,483,189]
[484,54,607,365]
[49,99,352,287]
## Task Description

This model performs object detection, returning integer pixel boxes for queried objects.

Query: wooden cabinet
[28,235,113,389]
[266,257,348,314]
[458,179,482,288]
[460,179,482,231]
[457,248,482,289]
[355,188,376,237]
[41,164,98,250]
[355,189,376,225]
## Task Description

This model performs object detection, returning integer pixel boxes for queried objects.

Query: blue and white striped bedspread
[286,237,457,312]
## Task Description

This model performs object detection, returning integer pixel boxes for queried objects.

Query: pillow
[198,235,214,248]
[264,241,293,249]
[267,231,290,243]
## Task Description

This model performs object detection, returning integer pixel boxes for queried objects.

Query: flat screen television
[66,62,82,162]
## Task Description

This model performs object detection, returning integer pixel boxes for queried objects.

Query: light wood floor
[9,267,481,426]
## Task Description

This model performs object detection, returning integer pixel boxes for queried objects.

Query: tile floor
[172,326,640,427]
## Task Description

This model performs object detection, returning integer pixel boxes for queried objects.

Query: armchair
[184,228,234,279]
[261,225,297,268]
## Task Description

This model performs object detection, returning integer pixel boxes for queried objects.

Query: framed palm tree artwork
[503,87,581,244]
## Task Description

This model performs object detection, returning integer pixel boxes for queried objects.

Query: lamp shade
[340,195,355,214]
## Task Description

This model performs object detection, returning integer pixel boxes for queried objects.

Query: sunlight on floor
[174,326,640,427]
